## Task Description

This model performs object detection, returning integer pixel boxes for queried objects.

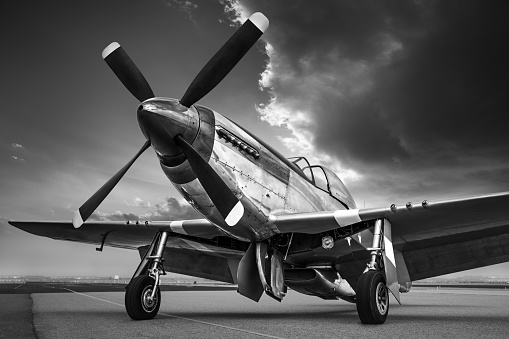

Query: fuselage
[137,97,356,242]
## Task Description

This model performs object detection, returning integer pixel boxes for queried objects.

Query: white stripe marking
[169,221,187,235]
[333,209,361,226]
[64,288,286,339]
[249,13,269,33]
[102,42,120,59]
[225,201,244,226]
[383,220,396,267]
[384,235,396,267]
[72,210,84,228]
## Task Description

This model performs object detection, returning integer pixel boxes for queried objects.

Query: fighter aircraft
[9,12,509,324]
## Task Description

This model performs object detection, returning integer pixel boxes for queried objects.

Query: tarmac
[1,283,509,338]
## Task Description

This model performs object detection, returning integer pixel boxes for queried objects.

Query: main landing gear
[125,232,168,320]
[355,219,398,324]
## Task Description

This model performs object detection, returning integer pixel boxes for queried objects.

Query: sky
[1,0,508,278]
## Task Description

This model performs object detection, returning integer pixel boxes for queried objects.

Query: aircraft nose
[137,98,199,158]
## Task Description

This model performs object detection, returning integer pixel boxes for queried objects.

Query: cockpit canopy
[289,157,356,209]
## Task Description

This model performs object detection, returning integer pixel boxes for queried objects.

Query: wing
[9,219,245,283]
[273,191,509,282]
[9,219,227,249]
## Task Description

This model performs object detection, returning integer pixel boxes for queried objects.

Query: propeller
[180,12,269,108]
[102,42,155,102]
[73,13,268,227]
[72,140,151,228]
[174,135,244,226]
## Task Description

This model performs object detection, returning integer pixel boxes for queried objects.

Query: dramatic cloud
[228,0,509,203]
[142,197,202,221]
[90,197,201,222]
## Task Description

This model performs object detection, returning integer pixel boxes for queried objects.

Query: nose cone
[137,98,199,157]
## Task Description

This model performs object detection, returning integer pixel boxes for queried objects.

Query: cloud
[89,210,140,222]
[90,197,201,222]
[141,197,202,221]
[165,0,199,23]
[124,197,152,209]
[226,0,509,203]
[11,155,25,162]
[10,142,26,162]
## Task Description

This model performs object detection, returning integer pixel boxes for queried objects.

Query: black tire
[125,275,161,320]
[355,270,389,324]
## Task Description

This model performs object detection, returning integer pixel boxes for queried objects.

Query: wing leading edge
[8,219,226,250]
[273,191,509,235]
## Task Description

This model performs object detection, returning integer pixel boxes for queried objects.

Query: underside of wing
[276,191,509,288]
[9,219,247,283]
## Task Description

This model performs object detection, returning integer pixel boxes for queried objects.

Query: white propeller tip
[102,42,121,59]
[72,210,84,228]
[249,12,269,33]
[225,201,244,226]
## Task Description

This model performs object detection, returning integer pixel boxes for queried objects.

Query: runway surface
[1,284,509,338]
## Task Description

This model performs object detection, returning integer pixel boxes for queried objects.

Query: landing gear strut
[356,219,397,324]
[125,231,168,320]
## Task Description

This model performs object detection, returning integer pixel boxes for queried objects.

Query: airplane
[9,12,509,324]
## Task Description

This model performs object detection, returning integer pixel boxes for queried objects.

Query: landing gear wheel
[356,270,389,324]
[125,275,161,320]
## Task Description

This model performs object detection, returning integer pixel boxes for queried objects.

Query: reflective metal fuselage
[137,98,356,242]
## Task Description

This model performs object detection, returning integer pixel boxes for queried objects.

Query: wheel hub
[141,285,158,312]
[375,282,388,315]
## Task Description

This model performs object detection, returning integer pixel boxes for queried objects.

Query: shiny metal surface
[163,108,353,241]
[137,98,198,160]
[284,268,355,302]
[141,285,158,313]
[376,282,388,315]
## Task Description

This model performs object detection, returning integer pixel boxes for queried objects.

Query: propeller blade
[174,135,244,226]
[180,12,269,108]
[102,42,155,102]
[72,140,151,228]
